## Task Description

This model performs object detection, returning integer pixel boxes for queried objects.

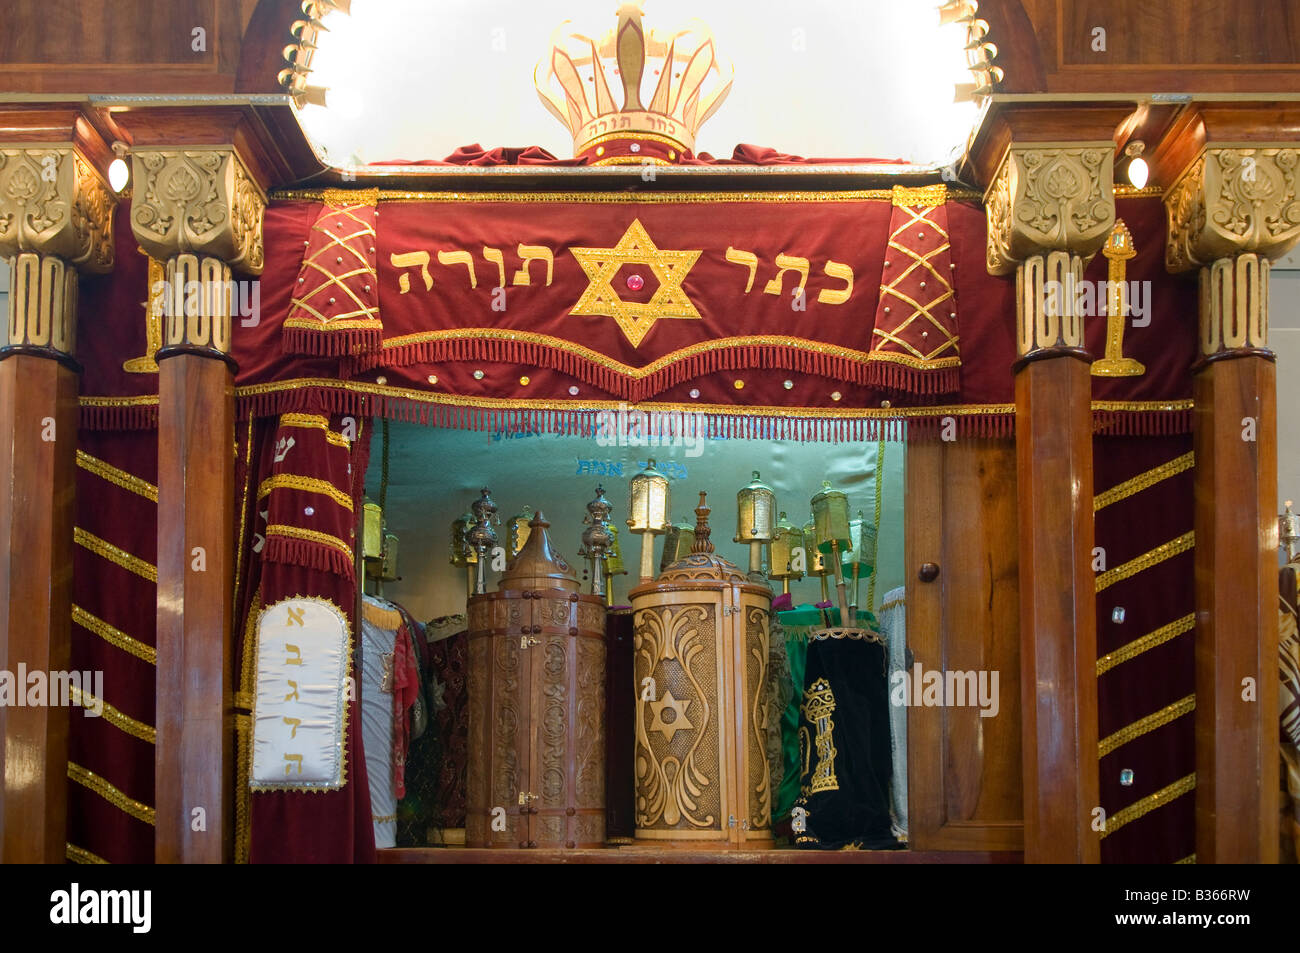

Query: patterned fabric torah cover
[793,627,899,850]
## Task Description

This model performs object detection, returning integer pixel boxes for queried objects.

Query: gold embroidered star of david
[647,689,694,742]
[568,218,702,347]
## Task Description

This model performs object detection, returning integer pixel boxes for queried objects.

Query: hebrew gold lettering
[285,606,305,627]
[284,680,300,702]
[391,251,432,293]
[283,716,302,738]
[724,247,759,293]
[437,250,478,289]
[284,644,303,666]
[482,247,506,288]
[512,244,554,287]
[817,260,854,305]
[284,753,303,775]
[763,253,810,296]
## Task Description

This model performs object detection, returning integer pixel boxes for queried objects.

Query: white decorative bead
[304,506,315,516]
[917,232,924,239]
[329,297,336,304]
[630,143,641,153]
[1111,606,1126,624]
[921,331,928,339]
[428,375,439,384]
[919,281,926,289]
[831,391,842,401]
[568,385,579,395]
[336,256,343,264]
[783,380,793,389]
[473,370,485,380]
[689,388,700,399]
[376,376,387,385]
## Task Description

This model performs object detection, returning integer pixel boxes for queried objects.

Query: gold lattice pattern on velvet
[284,199,381,352]
[873,202,957,362]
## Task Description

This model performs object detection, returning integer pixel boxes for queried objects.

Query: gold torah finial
[1091,219,1146,378]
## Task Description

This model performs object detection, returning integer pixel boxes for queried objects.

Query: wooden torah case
[466,512,607,849]
[629,493,774,848]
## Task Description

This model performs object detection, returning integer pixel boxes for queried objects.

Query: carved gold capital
[5,252,78,357]
[0,148,116,273]
[1199,253,1270,357]
[986,144,1117,276]
[1165,147,1300,272]
[1015,251,1086,357]
[130,148,266,275]
[157,254,235,356]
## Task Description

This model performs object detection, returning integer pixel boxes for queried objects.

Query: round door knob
[568,626,579,637]
[918,562,940,582]
[532,624,542,634]
[522,590,533,599]
[566,807,576,816]
[569,593,579,602]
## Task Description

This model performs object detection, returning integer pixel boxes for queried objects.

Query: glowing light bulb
[108,158,129,192]
[1127,156,1149,190]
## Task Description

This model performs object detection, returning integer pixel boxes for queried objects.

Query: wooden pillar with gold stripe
[129,145,266,863]
[0,129,116,862]
[1163,127,1299,863]
[985,135,1119,863]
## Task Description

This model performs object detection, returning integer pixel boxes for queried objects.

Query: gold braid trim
[1095,452,1195,511]
[1092,399,1193,413]
[72,604,156,665]
[266,524,355,563]
[280,412,351,448]
[320,187,380,207]
[68,686,156,745]
[66,844,109,864]
[1099,694,1195,758]
[892,184,948,207]
[1101,773,1196,839]
[78,394,159,408]
[256,474,354,512]
[74,528,157,582]
[1175,853,1197,864]
[377,330,877,376]
[235,376,1013,420]
[1097,614,1195,676]
[76,450,158,502]
[1095,532,1195,593]
[68,761,156,826]
[864,350,961,370]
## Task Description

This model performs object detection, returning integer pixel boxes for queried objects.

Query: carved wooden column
[1165,144,1299,864]
[130,146,265,863]
[0,141,115,861]
[986,143,1116,863]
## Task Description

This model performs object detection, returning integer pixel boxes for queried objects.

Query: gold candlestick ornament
[804,516,831,604]
[627,458,670,581]
[769,511,805,596]
[811,481,854,624]
[734,469,776,582]
[450,510,478,599]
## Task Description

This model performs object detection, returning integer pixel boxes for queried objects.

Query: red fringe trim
[264,533,355,580]
[348,339,885,402]
[1092,408,1194,436]
[864,357,960,397]
[79,403,159,431]
[282,324,384,359]
[907,412,1015,441]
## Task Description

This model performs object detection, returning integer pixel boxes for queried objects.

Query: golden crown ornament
[535,3,733,165]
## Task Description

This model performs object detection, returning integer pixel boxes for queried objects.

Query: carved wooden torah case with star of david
[465,588,607,849]
[629,577,774,848]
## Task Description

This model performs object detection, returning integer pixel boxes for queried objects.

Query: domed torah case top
[466,512,607,849]
[629,493,774,848]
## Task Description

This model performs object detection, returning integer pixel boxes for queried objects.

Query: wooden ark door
[466,596,532,848]
[905,439,1024,850]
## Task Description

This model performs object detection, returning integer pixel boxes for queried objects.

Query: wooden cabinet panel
[905,439,1023,851]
